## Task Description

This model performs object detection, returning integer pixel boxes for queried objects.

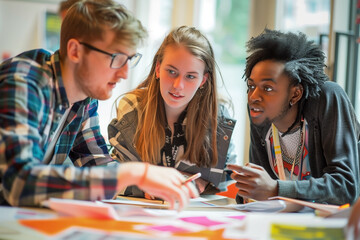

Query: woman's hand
[117,163,199,211]
[179,171,208,194]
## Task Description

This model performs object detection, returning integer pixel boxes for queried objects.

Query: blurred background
[0,0,358,165]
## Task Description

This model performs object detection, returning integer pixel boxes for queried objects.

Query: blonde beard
[73,60,112,101]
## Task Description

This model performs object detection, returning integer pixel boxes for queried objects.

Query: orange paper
[19,217,150,236]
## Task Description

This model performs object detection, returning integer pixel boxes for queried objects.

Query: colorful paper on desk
[53,226,188,240]
[0,221,47,240]
[45,198,155,219]
[20,216,227,239]
[103,195,228,209]
[179,216,226,227]
[134,216,226,235]
[142,225,192,233]
[173,228,228,240]
[20,217,151,236]
[103,196,169,209]
[227,199,287,212]
[269,196,344,216]
[0,206,56,221]
[270,223,345,240]
[227,215,246,220]
[177,214,246,231]
[184,195,232,208]
[113,195,166,204]
[139,224,227,240]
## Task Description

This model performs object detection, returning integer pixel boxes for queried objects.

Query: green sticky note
[270,223,345,240]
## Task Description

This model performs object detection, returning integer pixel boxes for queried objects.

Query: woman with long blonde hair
[108,26,237,196]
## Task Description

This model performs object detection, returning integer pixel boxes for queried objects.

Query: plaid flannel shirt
[0,49,119,206]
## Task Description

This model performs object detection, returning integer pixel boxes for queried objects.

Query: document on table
[103,194,232,209]
[103,195,300,213]
[103,196,170,209]
[269,196,350,217]
[226,200,288,212]
[19,207,247,239]
[44,197,224,219]
[43,198,158,220]
[45,195,330,218]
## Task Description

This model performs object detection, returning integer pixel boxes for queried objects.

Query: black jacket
[247,81,360,205]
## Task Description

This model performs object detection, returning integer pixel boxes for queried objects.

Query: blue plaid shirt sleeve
[0,49,120,207]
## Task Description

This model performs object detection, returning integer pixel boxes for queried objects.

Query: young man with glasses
[0,0,198,209]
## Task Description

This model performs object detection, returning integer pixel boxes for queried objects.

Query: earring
[289,101,293,107]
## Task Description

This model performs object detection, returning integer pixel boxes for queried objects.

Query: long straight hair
[131,26,218,167]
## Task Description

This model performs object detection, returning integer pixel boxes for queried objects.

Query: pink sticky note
[145,225,189,233]
[179,216,225,227]
[227,215,246,220]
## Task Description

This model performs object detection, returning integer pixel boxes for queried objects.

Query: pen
[339,203,350,209]
[182,173,201,185]
[224,169,240,175]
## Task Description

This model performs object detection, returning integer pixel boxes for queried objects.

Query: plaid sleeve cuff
[89,164,121,201]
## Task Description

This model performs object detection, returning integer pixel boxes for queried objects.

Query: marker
[182,173,201,185]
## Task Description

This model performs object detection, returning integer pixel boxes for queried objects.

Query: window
[98,0,173,141]
[276,0,330,58]
[276,0,330,43]
[196,0,251,164]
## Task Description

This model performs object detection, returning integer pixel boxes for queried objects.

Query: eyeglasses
[79,42,142,69]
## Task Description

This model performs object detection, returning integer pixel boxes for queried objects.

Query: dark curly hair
[244,28,328,100]
[244,28,329,134]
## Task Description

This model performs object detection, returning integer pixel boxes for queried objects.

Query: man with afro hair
[228,29,360,205]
